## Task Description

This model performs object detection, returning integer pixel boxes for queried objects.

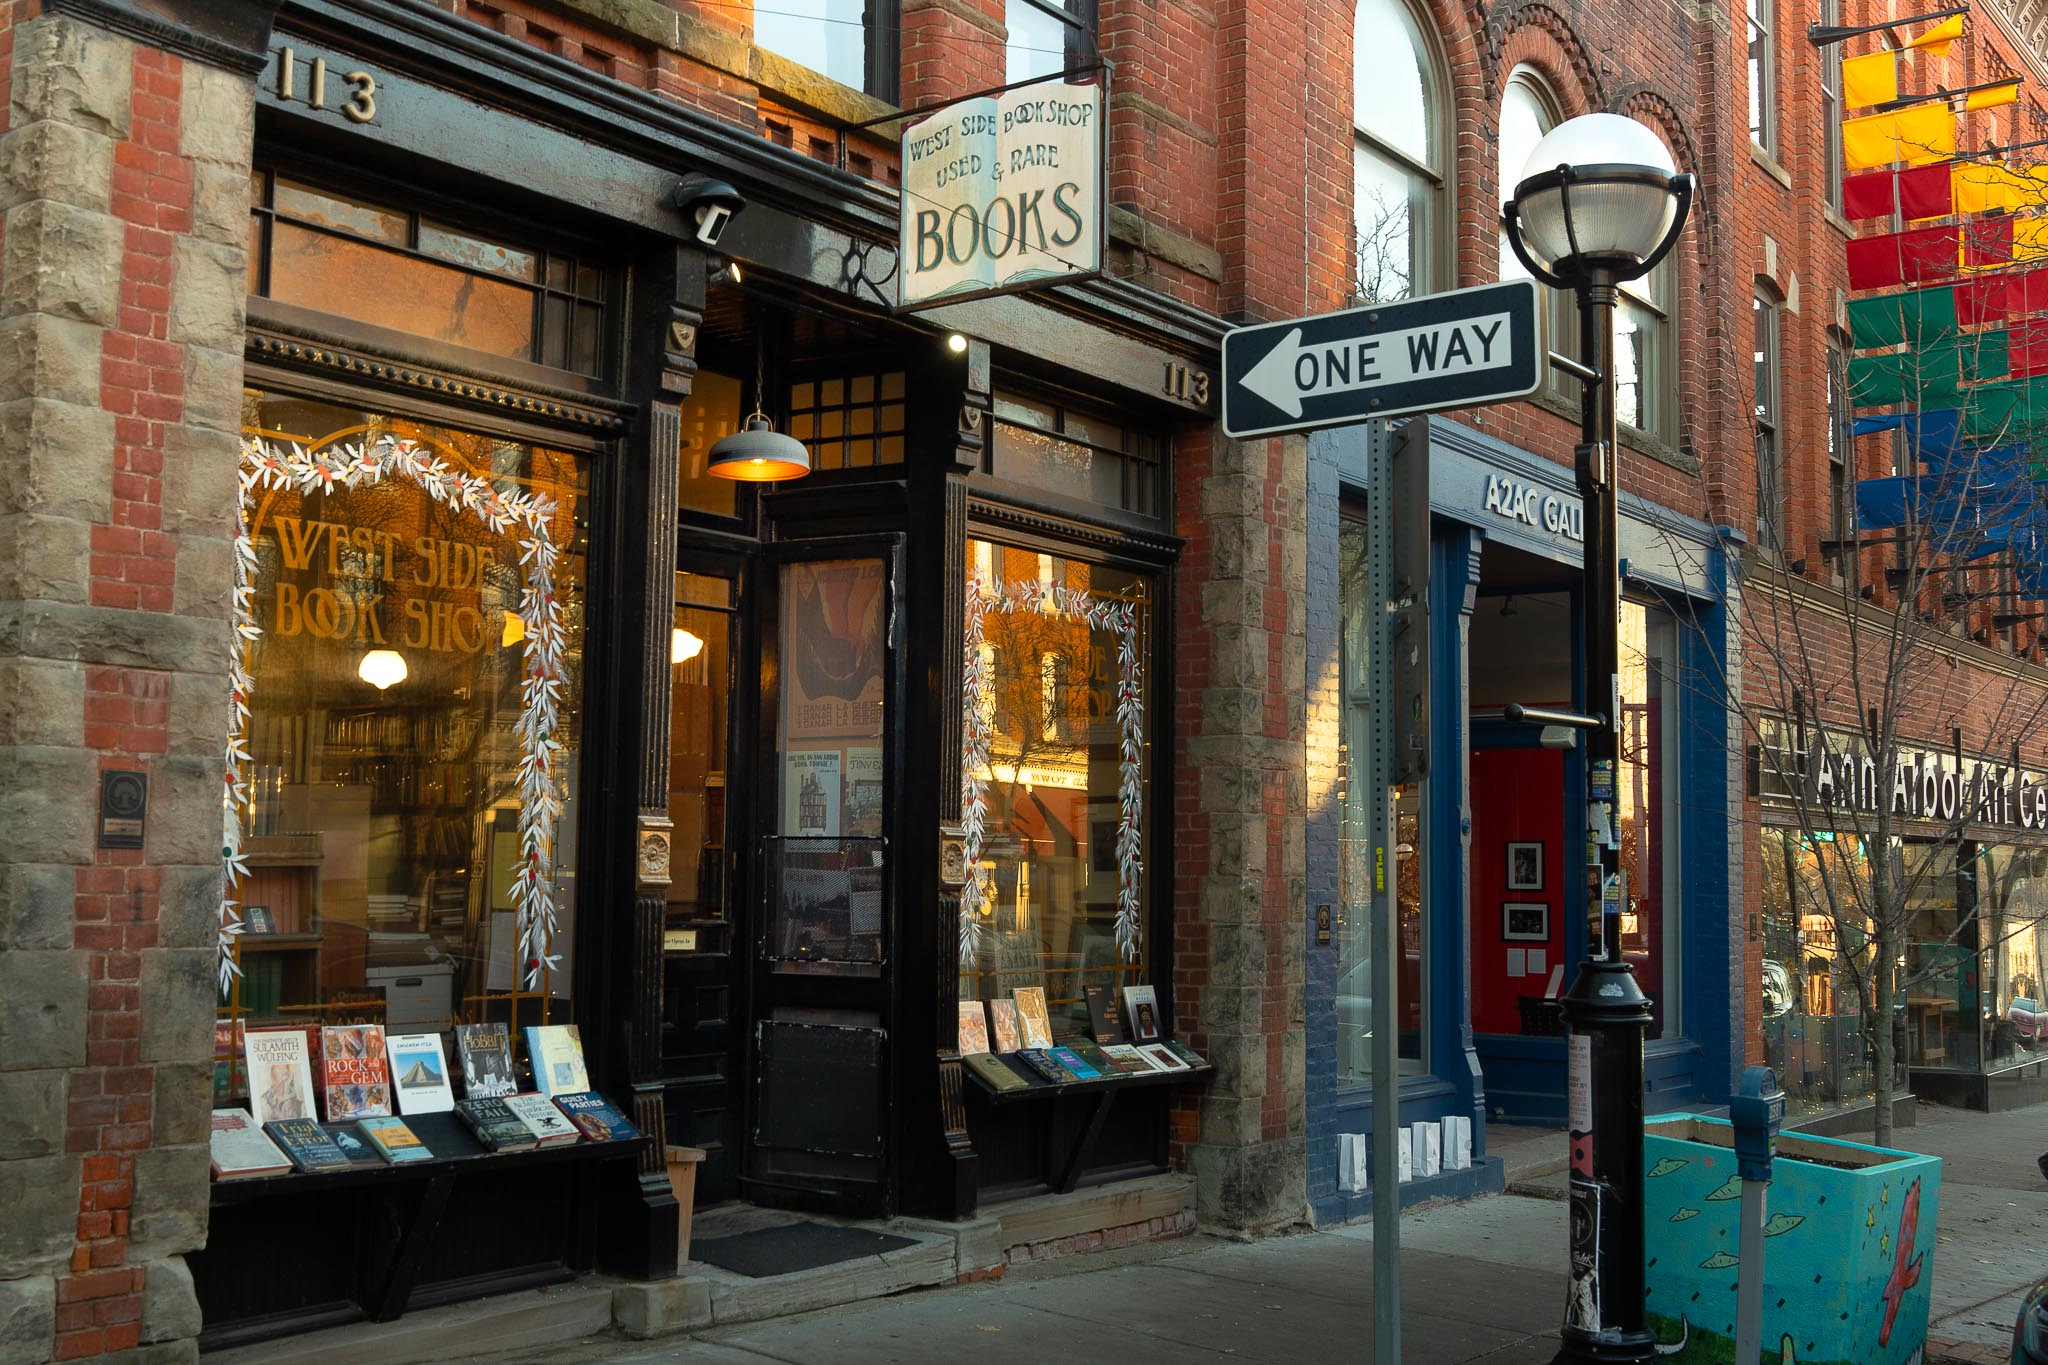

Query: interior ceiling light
[358,649,408,690]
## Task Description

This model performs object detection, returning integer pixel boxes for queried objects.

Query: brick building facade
[3,0,2047,1358]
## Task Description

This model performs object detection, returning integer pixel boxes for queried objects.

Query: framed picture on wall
[1506,842,1544,891]
[1503,902,1549,942]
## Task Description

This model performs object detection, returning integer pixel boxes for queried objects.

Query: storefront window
[667,573,734,930]
[1759,828,1878,1115]
[1904,842,1978,1071]
[987,390,1164,519]
[1975,846,2048,1069]
[679,372,743,519]
[1617,601,1681,1036]
[1337,517,1424,1082]
[960,540,1153,1039]
[227,390,590,1039]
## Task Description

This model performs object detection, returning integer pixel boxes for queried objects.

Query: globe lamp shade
[1504,113,1690,284]
[358,649,408,690]
[707,414,811,482]
[671,627,705,664]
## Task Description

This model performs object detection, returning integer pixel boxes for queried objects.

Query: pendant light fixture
[707,334,810,482]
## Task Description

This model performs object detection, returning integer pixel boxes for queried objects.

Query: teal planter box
[1641,1114,1941,1365]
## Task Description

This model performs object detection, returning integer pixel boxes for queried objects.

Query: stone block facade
[0,8,261,1360]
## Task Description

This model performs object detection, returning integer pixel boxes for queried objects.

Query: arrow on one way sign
[1221,279,1542,439]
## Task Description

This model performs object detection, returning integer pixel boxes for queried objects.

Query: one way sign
[1221,279,1542,439]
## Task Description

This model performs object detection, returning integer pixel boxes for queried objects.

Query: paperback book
[989,999,1022,1053]
[504,1092,580,1146]
[209,1108,290,1179]
[1015,1049,1071,1084]
[524,1024,589,1098]
[553,1091,641,1142]
[1139,1042,1190,1072]
[387,1033,457,1115]
[957,1002,990,1056]
[1064,1037,1115,1073]
[1012,987,1054,1051]
[962,1050,1029,1092]
[1122,984,1162,1043]
[263,1116,350,1172]
[322,1122,383,1167]
[1162,1039,1207,1068]
[1049,1045,1101,1080]
[319,1024,391,1121]
[455,1096,540,1152]
[244,1028,318,1127]
[1083,983,1126,1044]
[455,1023,517,1098]
[358,1115,434,1163]
[1098,1043,1157,1075]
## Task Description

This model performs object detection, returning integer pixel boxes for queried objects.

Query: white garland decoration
[959,572,1146,964]
[221,435,569,995]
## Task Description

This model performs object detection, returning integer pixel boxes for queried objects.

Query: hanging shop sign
[897,79,1105,311]
[1754,717,2048,832]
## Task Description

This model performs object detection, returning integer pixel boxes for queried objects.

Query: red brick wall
[54,46,191,1361]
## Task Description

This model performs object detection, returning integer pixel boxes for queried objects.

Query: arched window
[1353,0,1444,302]
[1499,70,1575,394]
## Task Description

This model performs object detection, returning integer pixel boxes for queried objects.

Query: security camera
[672,173,744,249]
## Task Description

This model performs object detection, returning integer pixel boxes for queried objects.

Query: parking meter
[1730,1066,1785,1183]
[1730,1066,1785,1364]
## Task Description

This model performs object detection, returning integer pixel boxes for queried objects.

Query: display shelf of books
[956,982,1212,1106]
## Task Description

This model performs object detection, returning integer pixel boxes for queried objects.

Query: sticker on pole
[1220,279,1542,439]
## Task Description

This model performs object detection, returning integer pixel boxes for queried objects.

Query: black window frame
[1006,0,1098,82]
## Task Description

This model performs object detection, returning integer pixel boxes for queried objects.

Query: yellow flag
[1843,51,1898,108]
[1904,12,1965,55]
[2017,217,2048,262]
[1952,161,2032,214]
[1843,111,1900,170]
[1965,80,2022,111]
[1892,102,1956,164]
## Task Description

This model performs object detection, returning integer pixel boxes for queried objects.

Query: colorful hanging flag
[1843,104,1957,170]
[1964,79,2022,111]
[1842,161,2048,221]
[1898,162,1957,218]
[1848,285,1959,349]
[1846,224,1962,289]
[1844,50,1900,108]
[1904,12,1965,55]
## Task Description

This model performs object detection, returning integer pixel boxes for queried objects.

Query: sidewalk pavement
[460,1100,2048,1365]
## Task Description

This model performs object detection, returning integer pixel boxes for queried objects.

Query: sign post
[1221,279,1542,439]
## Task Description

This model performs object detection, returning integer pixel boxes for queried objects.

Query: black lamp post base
[1552,1333,1663,1365]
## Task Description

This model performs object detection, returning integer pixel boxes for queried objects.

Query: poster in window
[783,750,843,837]
[844,747,884,837]
[784,560,887,742]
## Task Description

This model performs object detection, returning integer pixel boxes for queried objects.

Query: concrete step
[207,1282,615,1365]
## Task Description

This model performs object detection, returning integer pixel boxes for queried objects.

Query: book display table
[962,1051,1212,1195]
[191,1114,647,1350]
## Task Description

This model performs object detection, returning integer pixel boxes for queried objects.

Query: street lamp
[1501,113,1693,1365]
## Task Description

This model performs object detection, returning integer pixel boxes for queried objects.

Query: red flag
[2011,268,2048,316]
[1957,276,2007,326]
[1848,234,1905,290]
[1896,163,1953,220]
[1966,217,2015,269]
[1843,169,1896,220]
[2011,320,2048,377]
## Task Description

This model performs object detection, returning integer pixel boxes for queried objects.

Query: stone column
[1175,427,1311,1234]
[0,5,269,1359]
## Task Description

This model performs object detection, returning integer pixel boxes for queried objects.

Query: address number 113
[274,47,377,124]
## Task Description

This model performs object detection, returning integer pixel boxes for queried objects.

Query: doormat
[689,1222,918,1278]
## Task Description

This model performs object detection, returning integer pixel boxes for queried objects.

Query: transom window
[788,371,908,471]
[987,389,1165,519]
[249,171,608,377]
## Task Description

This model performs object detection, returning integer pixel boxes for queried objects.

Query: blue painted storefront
[1304,416,1744,1225]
